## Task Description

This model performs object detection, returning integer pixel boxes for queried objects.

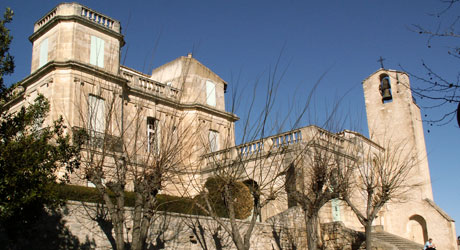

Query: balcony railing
[72,126,123,152]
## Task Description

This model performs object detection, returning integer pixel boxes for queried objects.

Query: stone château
[5,3,457,249]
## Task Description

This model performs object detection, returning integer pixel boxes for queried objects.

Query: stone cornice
[21,60,127,87]
[2,61,127,109]
[128,86,239,122]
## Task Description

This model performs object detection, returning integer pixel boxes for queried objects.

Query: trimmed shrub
[199,177,253,219]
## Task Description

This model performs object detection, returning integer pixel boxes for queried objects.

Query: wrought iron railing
[72,126,123,152]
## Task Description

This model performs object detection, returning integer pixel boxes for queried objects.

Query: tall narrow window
[88,95,105,133]
[39,38,49,68]
[208,130,219,152]
[206,80,216,107]
[147,117,160,153]
[90,36,105,67]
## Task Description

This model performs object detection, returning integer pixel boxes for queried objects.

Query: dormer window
[379,74,392,103]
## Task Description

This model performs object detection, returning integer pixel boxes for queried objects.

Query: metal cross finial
[377,56,385,69]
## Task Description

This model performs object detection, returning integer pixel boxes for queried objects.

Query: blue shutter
[206,80,216,107]
[39,38,48,67]
[90,36,104,67]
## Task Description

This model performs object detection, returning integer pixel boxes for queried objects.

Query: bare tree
[194,108,301,250]
[407,0,460,126]
[73,68,201,250]
[187,55,339,250]
[341,140,419,250]
[287,127,356,250]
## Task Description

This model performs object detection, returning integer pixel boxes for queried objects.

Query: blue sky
[2,0,459,234]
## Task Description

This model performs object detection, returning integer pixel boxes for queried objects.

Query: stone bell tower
[362,69,433,200]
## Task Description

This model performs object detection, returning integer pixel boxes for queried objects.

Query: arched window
[379,74,393,103]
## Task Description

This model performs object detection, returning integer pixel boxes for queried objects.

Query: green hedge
[55,184,203,216]
[55,182,252,219]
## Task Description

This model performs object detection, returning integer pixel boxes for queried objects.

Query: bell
[381,78,391,89]
[380,77,392,101]
[382,89,392,101]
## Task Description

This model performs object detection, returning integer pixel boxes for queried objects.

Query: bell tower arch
[362,69,433,200]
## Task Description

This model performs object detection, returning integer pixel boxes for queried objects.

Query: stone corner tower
[29,2,124,74]
[362,68,433,200]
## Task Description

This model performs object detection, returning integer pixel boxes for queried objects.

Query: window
[206,80,216,107]
[90,36,104,67]
[147,117,160,153]
[331,198,341,221]
[39,38,48,67]
[208,130,219,152]
[88,95,105,133]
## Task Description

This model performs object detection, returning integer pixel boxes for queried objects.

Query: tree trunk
[131,192,144,250]
[305,213,319,250]
[224,185,248,250]
[137,197,155,250]
[365,222,373,250]
[114,215,125,250]
[114,195,126,250]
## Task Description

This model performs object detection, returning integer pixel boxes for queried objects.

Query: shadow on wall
[0,208,95,250]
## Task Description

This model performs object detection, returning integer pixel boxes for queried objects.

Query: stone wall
[60,201,381,250]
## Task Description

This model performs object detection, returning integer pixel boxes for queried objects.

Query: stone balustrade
[35,8,57,30]
[203,129,303,165]
[318,129,345,145]
[271,129,302,148]
[34,3,120,33]
[80,7,115,30]
[121,68,180,100]
[203,126,360,169]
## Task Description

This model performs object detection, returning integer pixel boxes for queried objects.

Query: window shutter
[39,38,48,67]
[90,36,105,67]
[206,80,216,107]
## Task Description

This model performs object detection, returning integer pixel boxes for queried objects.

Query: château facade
[5,3,457,249]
